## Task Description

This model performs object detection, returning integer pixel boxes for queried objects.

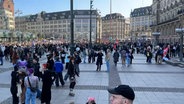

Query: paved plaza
[0,54,184,104]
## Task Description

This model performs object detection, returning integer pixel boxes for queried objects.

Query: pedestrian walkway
[0,54,184,104]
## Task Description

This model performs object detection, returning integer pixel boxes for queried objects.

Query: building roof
[0,0,13,3]
[25,10,98,22]
[102,13,124,20]
[130,6,152,17]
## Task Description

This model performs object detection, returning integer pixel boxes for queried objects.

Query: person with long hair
[24,68,39,104]
[96,50,103,71]
[67,56,76,96]
[41,64,55,104]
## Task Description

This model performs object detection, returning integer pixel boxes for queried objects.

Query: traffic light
[90,0,93,9]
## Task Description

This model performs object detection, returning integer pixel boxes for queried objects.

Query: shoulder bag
[27,77,37,93]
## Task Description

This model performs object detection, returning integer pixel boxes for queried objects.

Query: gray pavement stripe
[109,56,121,87]
[118,71,184,74]
[133,87,184,93]
[0,97,12,104]
[0,67,13,73]
[117,63,167,65]
[1,83,184,93]
[0,83,108,90]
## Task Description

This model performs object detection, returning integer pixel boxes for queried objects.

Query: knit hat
[28,68,34,75]
[108,85,135,101]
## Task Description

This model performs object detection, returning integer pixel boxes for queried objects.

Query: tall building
[0,0,14,30]
[0,0,14,14]
[125,18,130,40]
[151,0,184,43]
[15,10,101,42]
[102,13,125,42]
[130,6,152,42]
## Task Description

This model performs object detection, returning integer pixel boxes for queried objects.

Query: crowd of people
[0,41,181,104]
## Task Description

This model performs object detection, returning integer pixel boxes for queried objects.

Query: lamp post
[175,28,184,62]
[15,9,22,43]
[70,0,74,55]
[96,9,101,43]
[89,0,93,48]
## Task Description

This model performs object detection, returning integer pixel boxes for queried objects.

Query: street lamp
[96,9,101,43]
[70,0,75,55]
[15,9,22,42]
[175,28,184,62]
[89,0,93,48]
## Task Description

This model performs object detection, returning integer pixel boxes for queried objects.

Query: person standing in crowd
[46,54,54,71]
[17,57,27,69]
[54,56,65,87]
[105,49,111,72]
[41,64,56,104]
[82,47,87,63]
[0,47,4,65]
[12,47,19,65]
[96,50,103,71]
[67,57,76,96]
[64,54,70,81]
[125,49,131,67]
[88,48,92,63]
[146,47,152,63]
[74,51,81,77]
[108,85,135,104]
[60,48,66,64]
[18,69,27,104]
[120,48,126,67]
[129,49,134,64]
[10,65,20,104]
[32,58,41,99]
[24,68,39,104]
[113,49,119,67]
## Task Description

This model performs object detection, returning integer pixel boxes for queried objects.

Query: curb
[165,60,184,68]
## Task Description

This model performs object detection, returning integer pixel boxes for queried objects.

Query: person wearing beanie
[108,85,135,104]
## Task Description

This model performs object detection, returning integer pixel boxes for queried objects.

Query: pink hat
[87,97,95,102]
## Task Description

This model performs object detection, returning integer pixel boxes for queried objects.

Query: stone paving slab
[0,88,11,103]
[1,53,184,104]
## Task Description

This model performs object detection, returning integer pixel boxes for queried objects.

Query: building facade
[0,0,14,30]
[15,10,101,42]
[151,0,184,43]
[125,18,130,40]
[102,13,125,42]
[130,6,152,42]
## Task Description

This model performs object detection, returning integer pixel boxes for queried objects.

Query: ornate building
[151,0,184,43]
[130,6,152,42]
[0,0,14,30]
[102,13,126,41]
[15,10,101,42]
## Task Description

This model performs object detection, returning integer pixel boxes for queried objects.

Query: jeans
[0,57,3,65]
[75,64,80,76]
[25,88,37,104]
[64,72,69,81]
[83,55,86,63]
[55,72,65,86]
[106,61,110,72]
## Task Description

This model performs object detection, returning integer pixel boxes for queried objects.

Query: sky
[14,0,152,18]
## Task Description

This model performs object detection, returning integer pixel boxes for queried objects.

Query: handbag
[28,77,37,93]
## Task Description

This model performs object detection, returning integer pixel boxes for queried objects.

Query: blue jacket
[54,61,63,73]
